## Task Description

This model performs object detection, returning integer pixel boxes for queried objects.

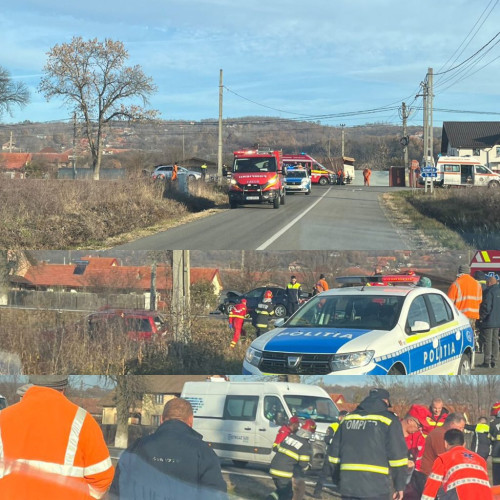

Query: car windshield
[284,395,339,423]
[233,157,277,173]
[286,294,404,331]
[286,170,307,178]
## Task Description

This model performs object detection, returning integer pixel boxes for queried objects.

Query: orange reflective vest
[0,386,114,499]
[448,274,483,319]
[422,445,492,500]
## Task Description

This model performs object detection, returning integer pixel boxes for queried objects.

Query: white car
[151,165,201,180]
[243,286,474,376]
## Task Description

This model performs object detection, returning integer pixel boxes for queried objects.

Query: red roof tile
[0,153,32,170]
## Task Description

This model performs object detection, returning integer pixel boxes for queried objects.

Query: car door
[404,295,437,373]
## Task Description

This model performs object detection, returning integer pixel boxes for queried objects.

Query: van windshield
[284,395,339,423]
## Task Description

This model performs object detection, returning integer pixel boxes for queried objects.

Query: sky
[1,0,500,129]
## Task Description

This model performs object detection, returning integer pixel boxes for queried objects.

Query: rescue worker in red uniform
[447,264,483,327]
[421,397,450,437]
[422,428,493,500]
[0,375,114,500]
[490,401,500,485]
[253,290,275,336]
[273,415,301,450]
[328,388,408,500]
[266,419,316,500]
[229,298,247,348]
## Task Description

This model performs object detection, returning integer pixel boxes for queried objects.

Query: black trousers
[266,477,293,500]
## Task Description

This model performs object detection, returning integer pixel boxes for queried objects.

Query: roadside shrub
[406,188,500,247]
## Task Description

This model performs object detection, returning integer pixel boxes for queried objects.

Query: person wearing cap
[312,410,348,499]
[416,276,432,288]
[285,276,302,317]
[421,429,493,500]
[229,298,247,348]
[447,264,483,327]
[273,415,301,450]
[465,416,491,461]
[478,275,500,369]
[327,388,408,500]
[110,397,227,500]
[490,401,500,485]
[253,290,275,337]
[0,375,114,499]
[266,419,315,500]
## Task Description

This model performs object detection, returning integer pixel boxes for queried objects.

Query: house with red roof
[0,152,32,178]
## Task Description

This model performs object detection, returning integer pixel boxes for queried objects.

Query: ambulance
[282,154,336,185]
[434,156,500,187]
[181,380,339,469]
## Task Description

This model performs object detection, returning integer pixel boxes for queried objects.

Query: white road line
[256,187,332,250]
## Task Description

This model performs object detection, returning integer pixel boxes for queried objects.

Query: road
[115,183,413,251]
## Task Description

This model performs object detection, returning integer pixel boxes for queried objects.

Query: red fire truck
[228,148,286,209]
[470,250,500,280]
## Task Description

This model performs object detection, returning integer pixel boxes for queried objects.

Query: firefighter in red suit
[421,397,449,436]
[422,428,493,500]
[273,416,300,450]
[229,298,247,348]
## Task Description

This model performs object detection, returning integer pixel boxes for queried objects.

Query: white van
[435,156,500,187]
[181,381,339,469]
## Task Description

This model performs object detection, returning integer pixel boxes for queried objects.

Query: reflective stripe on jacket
[0,386,114,500]
[421,446,493,500]
[269,434,311,480]
[229,303,247,322]
[328,396,408,498]
[448,274,483,319]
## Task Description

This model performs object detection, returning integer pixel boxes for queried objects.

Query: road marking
[256,187,332,250]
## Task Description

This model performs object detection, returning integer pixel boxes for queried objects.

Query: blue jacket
[110,419,227,500]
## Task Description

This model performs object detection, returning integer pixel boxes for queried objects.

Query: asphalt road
[115,184,413,251]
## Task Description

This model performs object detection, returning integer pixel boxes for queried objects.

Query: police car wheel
[458,353,471,375]
[388,364,405,375]
[488,180,500,188]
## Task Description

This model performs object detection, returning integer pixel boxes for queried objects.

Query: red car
[86,309,168,341]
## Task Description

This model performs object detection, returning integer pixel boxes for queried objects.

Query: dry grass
[403,187,500,248]
[0,178,228,249]
[0,309,247,375]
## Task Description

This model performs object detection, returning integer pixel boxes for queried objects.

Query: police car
[284,167,312,194]
[243,286,474,376]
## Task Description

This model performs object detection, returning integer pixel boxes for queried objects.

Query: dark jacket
[109,419,227,500]
[328,395,408,498]
[285,282,302,304]
[253,300,274,330]
[269,431,312,480]
[480,283,500,328]
[465,423,490,460]
[490,416,500,461]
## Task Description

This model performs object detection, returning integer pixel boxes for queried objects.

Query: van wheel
[319,177,328,186]
[488,180,500,188]
[280,192,285,205]
[458,352,471,375]
[232,460,248,468]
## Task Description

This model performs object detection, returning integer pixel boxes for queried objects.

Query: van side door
[222,395,259,462]
[260,395,287,457]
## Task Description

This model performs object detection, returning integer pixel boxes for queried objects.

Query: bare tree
[0,67,29,117]
[39,37,158,180]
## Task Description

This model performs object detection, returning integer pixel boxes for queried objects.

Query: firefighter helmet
[264,290,273,299]
[240,298,247,304]
[301,419,317,432]
[289,415,300,425]
[491,401,500,416]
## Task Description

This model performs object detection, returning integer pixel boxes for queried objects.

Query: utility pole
[217,69,223,183]
[72,112,77,179]
[340,124,346,157]
[172,250,191,343]
[419,68,434,193]
[9,131,13,153]
[401,102,410,186]
[150,261,157,311]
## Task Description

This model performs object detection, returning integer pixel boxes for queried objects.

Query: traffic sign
[421,172,437,178]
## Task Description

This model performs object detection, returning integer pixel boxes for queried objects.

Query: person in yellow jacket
[0,375,114,500]
[447,264,483,327]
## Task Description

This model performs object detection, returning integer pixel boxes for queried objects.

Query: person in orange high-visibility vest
[447,264,483,326]
[421,429,493,500]
[171,161,179,181]
[0,375,114,500]
[229,298,247,348]
[363,167,372,186]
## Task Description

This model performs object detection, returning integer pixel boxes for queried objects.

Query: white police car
[243,286,474,376]
[284,168,311,194]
